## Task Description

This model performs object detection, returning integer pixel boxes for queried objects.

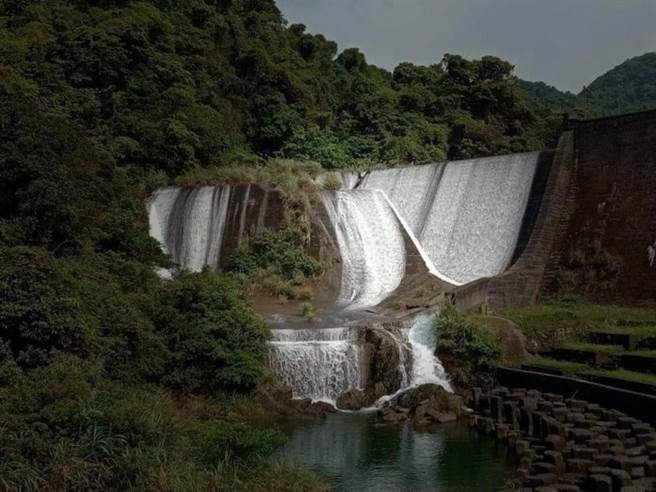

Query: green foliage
[198,420,287,465]
[321,172,344,190]
[154,270,269,394]
[0,356,323,492]
[300,302,317,321]
[519,52,656,118]
[500,296,656,348]
[0,247,91,368]
[435,305,501,389]
[229,228,322,280]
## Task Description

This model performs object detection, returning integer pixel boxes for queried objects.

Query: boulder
[336,388,367,411]
[363,327,403,401]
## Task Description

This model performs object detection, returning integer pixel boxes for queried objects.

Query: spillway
[322,189,407,311]
[147,186,232,272]
[360,152,541,285]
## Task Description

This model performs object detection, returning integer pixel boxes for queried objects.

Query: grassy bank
[497,297,656,389]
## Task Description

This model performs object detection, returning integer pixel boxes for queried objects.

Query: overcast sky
[277,0,656,93]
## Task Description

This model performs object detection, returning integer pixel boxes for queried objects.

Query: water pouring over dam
[147,151,552,406]
[321,189,407,311]
[359,152,541,285]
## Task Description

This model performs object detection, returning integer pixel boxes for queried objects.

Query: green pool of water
[277,411,516,492]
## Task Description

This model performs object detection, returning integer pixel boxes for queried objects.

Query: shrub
[435,304,501,389]
[0,247,91,368]
[228,228,323,280]
[198,420,287,465]
[321,172,343,190]
[154,270,269,394]
[300,302,317,321]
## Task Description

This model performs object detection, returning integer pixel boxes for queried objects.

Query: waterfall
[405,312,451,390]
[268,313,451,408]
[322,189,407,311]
[361,152,540,285]
[268,327,363,404]
[147,186,231,272]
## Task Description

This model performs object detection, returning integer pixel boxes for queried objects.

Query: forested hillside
[0,1,564,489]
[520,52,656,118]
[578,52,656,116]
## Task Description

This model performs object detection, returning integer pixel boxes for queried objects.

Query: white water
[268,327,363,404]
[322,189,406,311]
[268,312,451,408]
[405,312,451,390]
[146,186,231,272]
[361,152,539,285]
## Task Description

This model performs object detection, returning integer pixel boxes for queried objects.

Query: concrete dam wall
[544,110,656,305]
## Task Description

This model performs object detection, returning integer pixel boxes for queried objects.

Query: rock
[609,469,632,489]
[568,459,593,473]
[588,474,612,492]
[380,408,406,423]
[526,474,557,487]
[308,400,337,417]
[336,388,367,411]
[364,327,403,400]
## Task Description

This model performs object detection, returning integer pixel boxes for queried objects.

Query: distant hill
[520,52,656,118]
[518,80,578,113]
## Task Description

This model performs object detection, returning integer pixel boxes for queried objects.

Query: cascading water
[268,327,363,404]
[361,152,540,284]
[147,186,231,272]
[322,189,407,311]
[404,312,451,390]
[267,313,451,408]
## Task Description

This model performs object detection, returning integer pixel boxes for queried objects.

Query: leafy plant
[435,304,501,389]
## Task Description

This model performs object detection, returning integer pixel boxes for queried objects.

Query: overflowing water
[268,327,363,404]
[322,189,407,311]
[268,313,450,406]
[406,313,451,390]
[147,186,231,272]
[361,152,540,284]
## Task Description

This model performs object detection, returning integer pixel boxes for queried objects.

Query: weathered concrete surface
[545,110,656,305]
[453,131,576,310]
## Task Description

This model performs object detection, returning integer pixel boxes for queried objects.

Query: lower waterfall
[268,313,450,408]
[406,313,451,390]
[268,327,363,404]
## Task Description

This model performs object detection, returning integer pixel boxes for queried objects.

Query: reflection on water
[277,412,516,492]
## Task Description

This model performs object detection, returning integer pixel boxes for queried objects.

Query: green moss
[526,357,591,374]
[582,368,656,386]
[499,297,656,348]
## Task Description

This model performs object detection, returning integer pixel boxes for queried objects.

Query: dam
[147,150,554,407]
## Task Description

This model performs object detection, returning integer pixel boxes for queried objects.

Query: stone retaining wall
[470,385,656,491]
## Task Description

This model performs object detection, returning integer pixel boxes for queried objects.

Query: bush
[0,357,321,491]
[321,172,343,190]
[228,228,323,280]
[435,304,501,389]
[198,420,287,465]
[300,302,317,321]
[0,247,92,368]
[154,270,269,394]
